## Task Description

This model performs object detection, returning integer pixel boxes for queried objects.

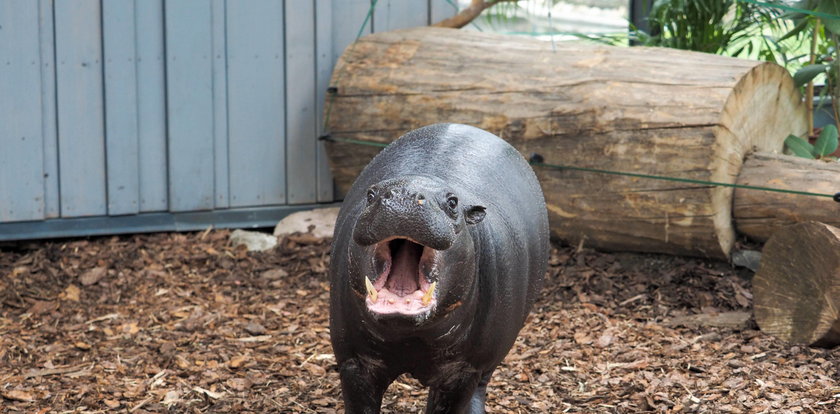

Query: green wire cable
[322,136,839,201]
[355,0,379,40]
[530,161,836,200]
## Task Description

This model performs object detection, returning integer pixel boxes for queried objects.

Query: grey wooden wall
[0,0,454,240]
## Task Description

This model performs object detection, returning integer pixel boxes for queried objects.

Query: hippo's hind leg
[425,369,486,414]
[339,358,390,414]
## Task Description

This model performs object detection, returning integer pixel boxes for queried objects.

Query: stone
[273,207,339,239]
[244,322,267,336]
[230,230,277,252]
[732,249,762,272]
[260,269,288,280]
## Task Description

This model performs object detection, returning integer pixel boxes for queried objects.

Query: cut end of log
[710,63,807,257]
[753,221,840,347]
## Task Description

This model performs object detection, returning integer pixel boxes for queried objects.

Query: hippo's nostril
[383,190,395,200]
[417,194,425,205]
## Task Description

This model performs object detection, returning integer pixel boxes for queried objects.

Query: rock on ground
[273,207,339,239]
[230,229,277,252]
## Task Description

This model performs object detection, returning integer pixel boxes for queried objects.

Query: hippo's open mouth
[364,237,438,316]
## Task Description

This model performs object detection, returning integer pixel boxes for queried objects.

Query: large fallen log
[324,27,807,259]
[734,153,840,241]
[753,222,840,347]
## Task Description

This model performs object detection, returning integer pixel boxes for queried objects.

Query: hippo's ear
[465,205,486,225]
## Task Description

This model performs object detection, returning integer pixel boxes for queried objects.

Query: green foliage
[784,1,840,140]
[785,135,816,158]
[794,64,830,87]
[816,1,840,35]
[630,0,788,58]
[785,125,839,159]
[815,124,840,156]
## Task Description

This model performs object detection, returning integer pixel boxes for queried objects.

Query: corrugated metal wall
[0,0,453,240]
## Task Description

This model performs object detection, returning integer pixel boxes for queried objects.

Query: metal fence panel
[55,0,107,218]
[104,0,141,215]
[211,0,231,209]
[374,0,429,32]
[0,0,451,240]
[38,0,60,219]
[0,0,45,222]
[286,0,318,205]
[164,0,216,212]
[315,0,335,202]
[136,0,169,213]
[226,0,287,207]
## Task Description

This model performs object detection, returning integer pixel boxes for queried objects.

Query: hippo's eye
[446,195,458,210]
[366,189,376,204]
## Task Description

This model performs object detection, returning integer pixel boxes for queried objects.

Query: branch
[431,0,519,29]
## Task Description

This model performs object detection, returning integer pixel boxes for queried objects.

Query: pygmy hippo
[329,123,549,413]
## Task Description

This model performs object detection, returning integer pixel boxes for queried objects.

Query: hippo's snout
[376,186,428,215]
[352,177,457,250]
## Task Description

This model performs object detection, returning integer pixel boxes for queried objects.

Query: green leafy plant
[785,1,840,137]
[785,124,839,159]
[572,0,805,66]
[637,0,785,55]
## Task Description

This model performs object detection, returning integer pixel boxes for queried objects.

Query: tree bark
[734,152,840,242]
[324,27,807,259]
[753,221,840,348]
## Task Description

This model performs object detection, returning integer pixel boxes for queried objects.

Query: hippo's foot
[425,369,493,414]
[339,358,389,414]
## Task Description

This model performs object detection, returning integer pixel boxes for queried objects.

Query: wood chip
[2,390,35,402]
[79,266,107,286]
[193,386,225,400]
[24,364,90,379]
[230,335,272,342]
[1,231,836,412]
[61,284,81,302]
[244,322,267,336]
[228,355,249,369]
[666,311,752,330]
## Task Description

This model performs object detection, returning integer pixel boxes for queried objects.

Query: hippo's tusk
[421,282,436,306]
[365,277,378,303]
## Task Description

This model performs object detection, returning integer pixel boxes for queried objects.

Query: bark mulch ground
[1,230,838,413]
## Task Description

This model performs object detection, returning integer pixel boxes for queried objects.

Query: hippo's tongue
[385,239,422,297]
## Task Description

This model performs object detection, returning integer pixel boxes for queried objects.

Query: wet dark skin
[329,124,549,414]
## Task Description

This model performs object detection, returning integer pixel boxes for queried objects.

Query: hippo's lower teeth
[365,277,378,303]
[421,282,436,306]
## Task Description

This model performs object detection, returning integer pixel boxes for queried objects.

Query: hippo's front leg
[338,358,390,414]
[425,370,485,414]
[466,370,494,413]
